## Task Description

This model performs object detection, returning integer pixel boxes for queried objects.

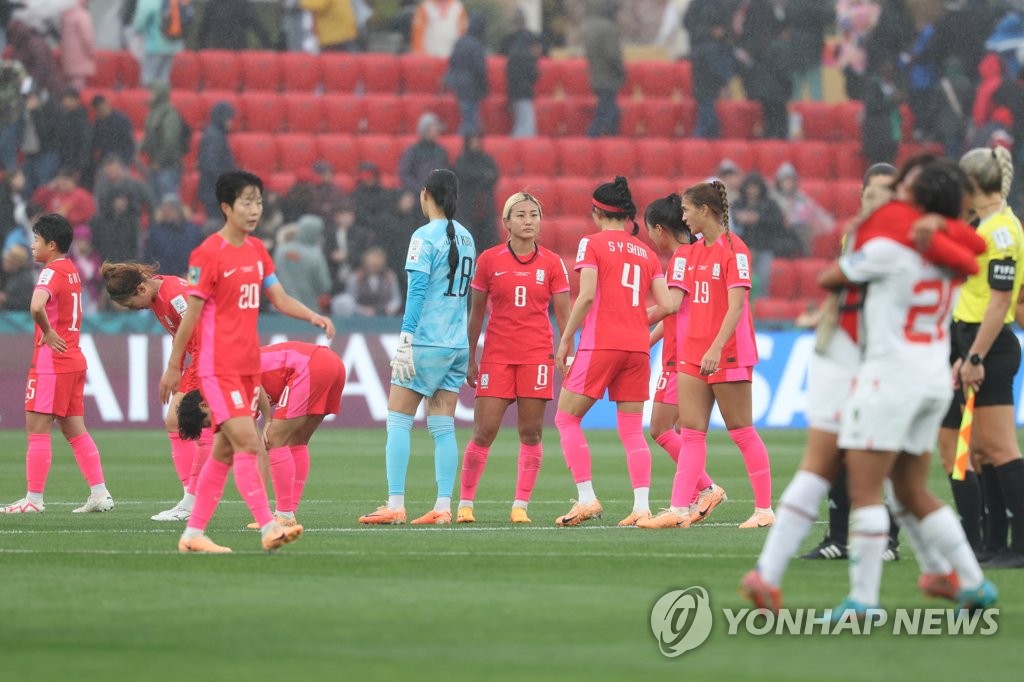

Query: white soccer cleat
[72,493,114,513]
[151,505,191,521]
[0,498,45,514]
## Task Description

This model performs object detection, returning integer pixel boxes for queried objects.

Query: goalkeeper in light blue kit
[359,169,476,525]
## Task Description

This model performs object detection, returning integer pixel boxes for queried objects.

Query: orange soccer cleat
[261,523,304,551]
[509,507,531,523]
[918,571,960,601]
[618,510,652,527]
[178,534,233,554]
[358,506,407,525]
[636,509,692,529]
[456,506,476,524]
[411,510,452,525]
[689,485,727,525]
[554,499,603,527]
[739,569,781,613]
[739,509,776,529]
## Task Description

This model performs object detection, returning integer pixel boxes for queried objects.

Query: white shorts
[806,329,858,434]
[838,368,952,455]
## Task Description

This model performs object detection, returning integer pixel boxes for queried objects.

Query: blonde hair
[960,146,1014,200]
[502,192,543,220]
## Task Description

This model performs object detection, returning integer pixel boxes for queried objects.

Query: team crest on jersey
[407,237,424,264]
[712,263,721,279]
[576,238,589,263]
[536,269,545,284]
[188,266,201,285]
[735,253,750,280]
[480,373,489,388]
[672,257,687,281]
[170,295,188,315]
[230,390,244,409]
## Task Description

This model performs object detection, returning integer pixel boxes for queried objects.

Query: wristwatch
[969,353,984,366]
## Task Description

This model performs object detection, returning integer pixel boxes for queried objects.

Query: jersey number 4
[904,279,955,343]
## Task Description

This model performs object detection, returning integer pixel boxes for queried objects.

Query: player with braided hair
[359,169,477,526]
[553,177,676,527]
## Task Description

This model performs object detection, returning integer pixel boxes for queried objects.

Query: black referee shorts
[942,322,1022,428]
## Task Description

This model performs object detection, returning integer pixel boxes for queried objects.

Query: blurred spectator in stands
[140,83,187,200]
[143,194,203,278]
[275,213,332,311]
[453,132,498,250]
[132,0,184,87]
[583,0,625,137]
[390,0,419,53]
[282,0,316,52]
[446,13,488,135]
[324,198,357,292]
[732,172,798,298]
[198,0,272,50]
[834,0,880,100]
[771,163,835,256]
[93,156,153,262]
[655,0,693,60]
[0,168,28,247]
[399,111,449,193]
[90,95,135,175]
[352,160,391,226]
[973,52,1005,133]
[20,88,60,197]
[863,0,914,82]
[920,0,1003,101]
[505,22,542,138]
[0,59,27,173]
[412,0,467,58]
[377,189,421,295]
[32,167,95,226]
[282,170,317,223]
[197,102,236,222]
[935,56,972,160]
[6,20,66,97]
[0,243,34,310]
[0,2,23,53]
[861,58,901,165]
[985,10,1024,79]
[734,0,787,87]
[684,0,737,49]
[967,105,1014,151]
[716,158,743,201]
[301,0,359,52]
[54,89,91,181]
[788,0,833,101]
[332,246,403,317]
[68,223,103,312]
[60,0,96,90]
[690,18,732,138]
[902,21,941,141]
[311,160,346,222]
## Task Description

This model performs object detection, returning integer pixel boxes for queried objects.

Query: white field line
[0,547,755,559]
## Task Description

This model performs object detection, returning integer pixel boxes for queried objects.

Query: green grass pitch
[0,427,1020,681]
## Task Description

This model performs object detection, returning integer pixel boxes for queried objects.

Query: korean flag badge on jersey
[671,257,687,282]
[406,237,424,264]
[736,253,750,280]
[576,237,590,263]
[37,268,54,286]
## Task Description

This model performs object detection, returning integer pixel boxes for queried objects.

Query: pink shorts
[476,362,555,400]
[25,370,85,417]
[563,349,650,402]
[200,374,260,430]
[679,361,753,385]
[277,348,346,419]
[653,367,678,405]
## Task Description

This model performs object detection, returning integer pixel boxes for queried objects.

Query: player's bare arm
[647,277,678,324]
[30,289,66,353]
[160,295,204,404]
[465,288,487,388]
[556,268,596,375]
[818,262,851,291]
[264,282,336,339]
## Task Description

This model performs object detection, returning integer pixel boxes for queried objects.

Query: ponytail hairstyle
[644,193,691,244]
[423,169,461,290]
[592,176,639,235]
[960,146,1014,200]
[101,261,158,303]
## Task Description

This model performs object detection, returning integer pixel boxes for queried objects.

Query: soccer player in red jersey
[552,177,676,527]
[637,195,725,529]
[456,192,570,524]
[102,261,215,522]
[176,341,346,528]
[1,214,113,515]
[158,171,335,553]
[644,180,774,530]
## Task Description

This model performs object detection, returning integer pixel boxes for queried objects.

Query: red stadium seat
[316,134,359,176]
[562,98,597,137]
[486,56,507,100]
[483,136,520,176]
[402,94,458,135]
[169,91,204,129]
[791,101,835,141]
[284,94,325,133]
[360,53,400,93]
[676,97,697,137]
[833,179,864,221]
[180,171,199,211]
[399,54,446,94]
[240,92,286,132]
[717,100,762,139]
[677,60,693,97]
[618,100,645,137]
[535,59,562,96]
[266,172,297,196]
[279,52,322,92]
[834,141,865,180]
[596,137,637,177]
[677,138,717,178]
[752,140,793,178]
[320,53,362,93]
[517,137,557,176]
[810,228,843,259]
[230,132,278,173]
[363,94,405,134]
[183,130,201,169]
[199,90,241,127]
[276,133,319,173]
[791,140,833,179]
[555,137,598,177]
[535,97,566,136]
[629,61,682,98]
[800,179,835,215]
[240,51,282,91]
[636,98,682,137]
[322,94,364,133]
[794,258,832,300]
[513,175,560,215]
[557,176,596,218]
[549,217,593,254]
[357,135,402,175]
[170,51,200,90]
[714,139,755,174]
[637,138,678,176]
[89,51,121,88]
[120,54,140,88]
[561,59,591,96]
[116,89,150,129]
[835,101,864,139]
[437,135,463,164]
[198,50,241,91]
[631,177,677,215]
[481,97,512,136]
[768,259,800,298]
[753,297,805,323]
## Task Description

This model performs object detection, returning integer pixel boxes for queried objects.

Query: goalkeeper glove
[390,332,415,382]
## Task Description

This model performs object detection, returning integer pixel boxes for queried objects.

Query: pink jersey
[187,234,275,377]
[471,243,570,364]
[32,257,86,373]
[574,230,663,353]
[150,275,198,369]
[680,233,758,369]
[260,341,316,403]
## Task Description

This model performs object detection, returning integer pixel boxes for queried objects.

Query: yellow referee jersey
[953,206,1024,324]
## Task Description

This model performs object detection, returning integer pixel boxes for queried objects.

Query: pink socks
[68,433,105,487]
[654,430,681,463]
[729,426,772,508]
[672,428,708,508]
[515,443,542,501]
[168,433,196,487]
[555,410,591,483]
[617,411,651,489]
[291,444,310,511]
[459,441,490,502]
[26,433,52,494]
[187,427,214,496]
[269,446,295,514]
[186,457,230,533]
[233,452,274,528]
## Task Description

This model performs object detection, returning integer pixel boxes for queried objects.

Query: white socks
[90,484,109,496]
[758,470,830,586]
[458,500,474,509]
[918,505,984,591]
[576,481,596,505]
[849,505,890,606]
[26,492,43,505]
[512,500,528,509]
[387,494,405,510]
[633,486,650,513]
[433,496,451,514]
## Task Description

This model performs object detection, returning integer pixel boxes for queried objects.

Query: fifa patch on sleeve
[991,227,1015,252]
[187,266,201,285]
[671,257,687,282]
[989,258,1016,291]
[576,237,590,263]
[170,295,188,315]
[735,253,750,280]
[37,268,54,286]
[407,237,423,264]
